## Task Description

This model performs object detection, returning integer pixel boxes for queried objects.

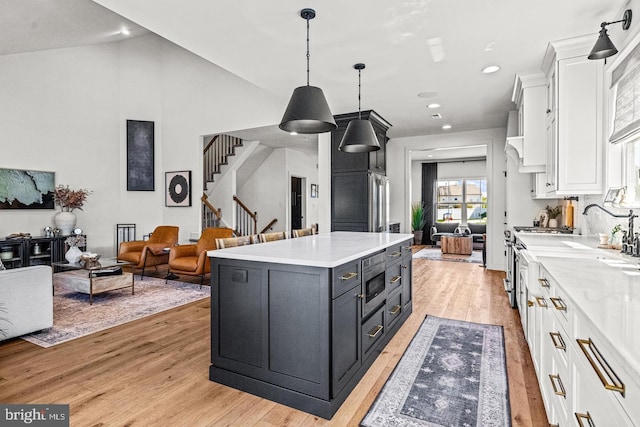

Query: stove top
[513,226,574,234]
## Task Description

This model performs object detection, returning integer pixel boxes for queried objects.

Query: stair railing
[259,218,278,234]
[233,195,257,236]
[201,193,221,229]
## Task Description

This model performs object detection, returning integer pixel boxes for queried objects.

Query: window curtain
[610,42,640,143]
[421,163,438,244]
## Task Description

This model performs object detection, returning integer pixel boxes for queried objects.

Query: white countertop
[516,231,640,385]
[207,232,413,268]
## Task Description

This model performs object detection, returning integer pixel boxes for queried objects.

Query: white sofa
[0,265,53,341]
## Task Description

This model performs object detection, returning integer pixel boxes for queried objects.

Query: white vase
[65,245,82,264]
[548,218,558,228]
[55,211,77,236]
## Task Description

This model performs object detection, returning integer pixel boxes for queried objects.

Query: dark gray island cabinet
[208,232,413,419]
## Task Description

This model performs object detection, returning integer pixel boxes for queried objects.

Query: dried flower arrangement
[65,235,86,248]
[54,185,91,212]
[545,205,562,219]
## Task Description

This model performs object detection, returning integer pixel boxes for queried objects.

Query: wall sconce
[279,8,337,134]
[588,9,632,60]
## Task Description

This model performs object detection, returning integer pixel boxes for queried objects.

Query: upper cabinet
[508,73,547,173]
[542,36,604,196]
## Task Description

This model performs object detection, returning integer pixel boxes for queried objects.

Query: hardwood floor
[0,251,548,426]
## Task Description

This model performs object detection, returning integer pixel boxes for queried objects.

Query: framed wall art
[0,168,55,210]
[165,171,192,207]
[127,120,155,191]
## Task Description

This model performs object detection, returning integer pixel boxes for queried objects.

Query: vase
[54,211,77,236]
[413,230,423,245]
[65,245,82,264]
[548,218,558,228]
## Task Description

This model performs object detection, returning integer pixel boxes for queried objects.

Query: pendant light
[588,9,632,60]
[338,63,380,153]
[279,8,336,134]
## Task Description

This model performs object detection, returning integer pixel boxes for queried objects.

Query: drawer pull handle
[367,325,383,338]
[388,251,401,258]
[389,275,401,284]
[357,294,365,299]
[403,245,412,250]
[575,412,594,427]
[527,300,534,307]
[549,332,566,351]
[549,297,567,311]
[340,272,358,281]
[389,305,401,315]
[535,296,547,307]
[577,338,625,396]
[537,278,550,288]
[548,374,566,398]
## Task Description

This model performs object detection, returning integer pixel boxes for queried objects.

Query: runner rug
[361,315,510,427]
[412,247,483,264]
[22,276,210,348]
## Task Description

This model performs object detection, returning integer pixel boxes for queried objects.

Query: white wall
[387,128,507,271]
[237,147,319,233]
[0,33,284,256]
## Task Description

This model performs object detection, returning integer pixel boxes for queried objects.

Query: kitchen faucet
[583,204,638,255]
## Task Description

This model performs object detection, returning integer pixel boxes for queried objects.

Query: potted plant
[545,205,562,228]
[53,185,91,236]
[411,202,427,245]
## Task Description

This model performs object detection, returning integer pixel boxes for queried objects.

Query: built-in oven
[362,251,386,318]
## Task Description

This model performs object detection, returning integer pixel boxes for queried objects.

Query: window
[436,179,487,223]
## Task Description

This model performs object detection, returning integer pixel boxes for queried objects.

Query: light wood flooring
[0,248,547,426]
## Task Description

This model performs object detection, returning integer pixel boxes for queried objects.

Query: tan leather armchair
[167,227,233,287]
[117,225,179,279]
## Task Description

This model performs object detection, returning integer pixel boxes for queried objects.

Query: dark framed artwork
[311,184,318,198]
[127,120,155,191]
[0,168,55,210]
[165,171,192,207]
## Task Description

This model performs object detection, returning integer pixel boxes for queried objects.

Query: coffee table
[441,234,473,255]
[52,258,134,304]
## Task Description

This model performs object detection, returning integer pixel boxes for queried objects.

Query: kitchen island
[207,232,413,419]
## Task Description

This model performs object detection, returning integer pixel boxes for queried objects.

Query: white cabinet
[542,36,604,196]
[508,74,547,173]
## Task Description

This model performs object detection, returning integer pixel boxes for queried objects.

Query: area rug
[361,315,510,427]
[413,247,483,264]
[22,276,210,348]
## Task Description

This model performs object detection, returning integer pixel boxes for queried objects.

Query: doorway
[291,176,305,231]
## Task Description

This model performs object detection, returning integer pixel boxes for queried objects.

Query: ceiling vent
[430,113,442,119]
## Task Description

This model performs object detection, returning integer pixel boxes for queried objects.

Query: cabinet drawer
[332,261,361,298]
[385,288,402,331]
[574,325,640,425]
[362,306,385,360]
[385,244,402,267]
[385,262,402,294]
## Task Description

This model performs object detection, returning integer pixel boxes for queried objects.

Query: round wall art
[165,170,192,207]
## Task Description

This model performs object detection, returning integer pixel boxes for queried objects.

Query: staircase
[203,134,244,189]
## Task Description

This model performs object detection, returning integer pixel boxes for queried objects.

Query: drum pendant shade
[279,8,336,134]
[338,63,380,152]
[279,85,336,133]
[339,119,380,153]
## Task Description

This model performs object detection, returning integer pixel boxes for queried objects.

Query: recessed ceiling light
[120,28,131,36]
[442,124,452,130]
[431,113,442,119]
[427,103,441,109]
[417,91,438,99]
[482,65,500,74]
[427,154,434,158]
